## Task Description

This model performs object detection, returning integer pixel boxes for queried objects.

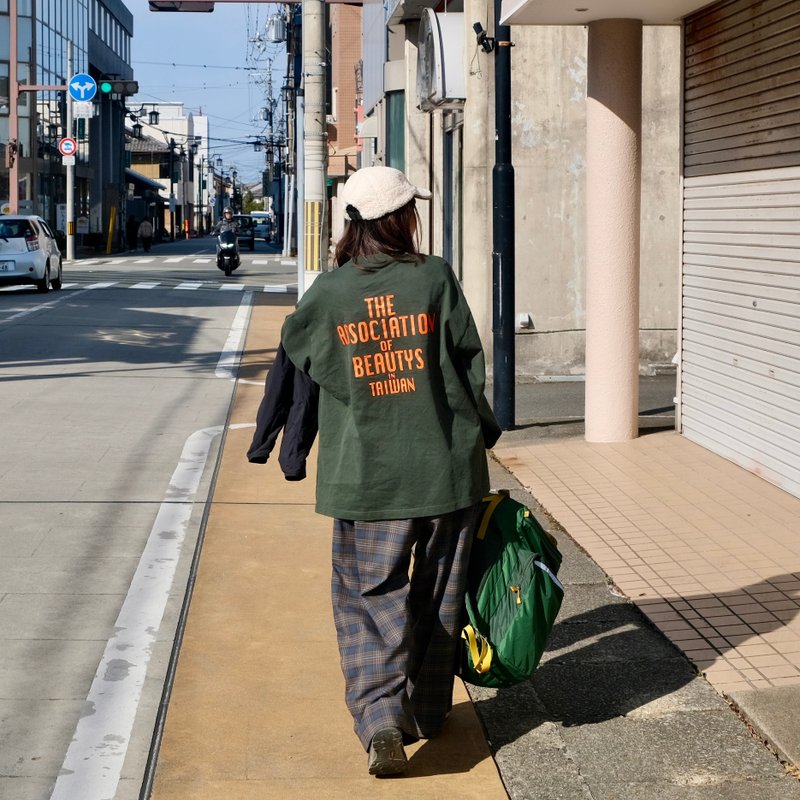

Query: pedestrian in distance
[126,215,138,251]
[278,166,502,777]
[137,218,153,253]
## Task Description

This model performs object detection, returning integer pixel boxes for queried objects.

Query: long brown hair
[334,199,423,267]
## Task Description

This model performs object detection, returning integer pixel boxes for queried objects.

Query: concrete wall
[457,15,681,376]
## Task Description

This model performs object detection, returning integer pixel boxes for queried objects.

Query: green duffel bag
[458,491,564,688]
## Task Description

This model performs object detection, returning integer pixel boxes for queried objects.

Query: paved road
[0,244,294,800]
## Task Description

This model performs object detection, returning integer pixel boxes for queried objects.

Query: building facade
[1,0,133,247]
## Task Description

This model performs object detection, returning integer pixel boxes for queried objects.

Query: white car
[0,215,63,292]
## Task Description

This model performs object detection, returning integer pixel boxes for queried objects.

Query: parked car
[232,214,256,251]
[0,215,63,292]
[250,211,274,242]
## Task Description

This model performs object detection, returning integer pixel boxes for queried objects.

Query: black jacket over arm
[247,343,319,480]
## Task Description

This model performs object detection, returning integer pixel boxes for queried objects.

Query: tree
[243,191,260,213]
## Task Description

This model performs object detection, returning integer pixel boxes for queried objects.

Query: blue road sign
[68,73,97,102]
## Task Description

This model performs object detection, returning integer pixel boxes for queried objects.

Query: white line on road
[0,283,107,324]
[264,285,289,293]
[251,259,271,264]
[280,259,295,265]
[175,282,202,290]
[216,291,253,380]
[86,281,118,289]
[134,258,155,264]
[219,283,245,291]
[48,422,254,800]
[129,281,160,290]
[164,257,184,263]
[192,258,212,263]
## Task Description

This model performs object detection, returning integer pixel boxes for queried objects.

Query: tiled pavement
[494,431,800,698]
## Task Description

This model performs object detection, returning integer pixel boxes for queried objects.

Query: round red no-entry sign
[58,137,78,156]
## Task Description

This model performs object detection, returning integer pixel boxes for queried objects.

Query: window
[385,91,404,171]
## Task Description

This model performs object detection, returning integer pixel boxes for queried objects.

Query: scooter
[216,229,240,276]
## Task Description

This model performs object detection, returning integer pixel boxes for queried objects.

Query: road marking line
[0,285,28,292]
[192,258,212,263]
[280,259,295,265]
[216,291,253,381]
[0,284,101,324]
[175,282,202,290]
[251,259,272,264]
[61,283,78,289]
[164,257,184,263]
[263,285,289,293]
[107,259,124,264]
[48,422,252,800]
[219,283,245,291]
[134,258,155,264]
[86,281,117,289]
[129,282,160,290]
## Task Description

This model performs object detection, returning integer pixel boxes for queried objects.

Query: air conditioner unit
[416,10,465,112]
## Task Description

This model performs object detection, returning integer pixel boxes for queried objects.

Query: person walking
[276,166,501,777]
[137,218,153,253]
[126,215,138,251]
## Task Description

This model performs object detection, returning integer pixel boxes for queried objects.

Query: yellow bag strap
[476,492,505,541]
[462,625,493,674]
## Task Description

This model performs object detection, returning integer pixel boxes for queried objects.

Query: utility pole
[66,42,75,261]
[168,138,176,240]
[302,0,327,278]
[492,0,516,430]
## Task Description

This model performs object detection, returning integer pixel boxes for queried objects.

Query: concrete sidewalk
[149,297,507,799]
[149,294,800,799]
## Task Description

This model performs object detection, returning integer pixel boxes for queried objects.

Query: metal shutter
[684,0,800,177]
[682,1,800,498]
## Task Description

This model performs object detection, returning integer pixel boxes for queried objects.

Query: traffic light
[98,78,139,96]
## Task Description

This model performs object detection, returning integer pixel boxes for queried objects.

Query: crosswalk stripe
[192,258,212,263]
[164,257,184,263]
[61,283,78,289]
[263,285,289,293]
[134,258,155,264]
[280,260,295,265]
[175,282,202,290]
[219,284,245,291]
[129,282,160,289]
[86,281,117,289]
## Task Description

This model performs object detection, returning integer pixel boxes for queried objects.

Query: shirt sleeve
[445,266,503,449]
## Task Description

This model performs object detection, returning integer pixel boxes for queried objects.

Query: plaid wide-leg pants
[331,504,480,750]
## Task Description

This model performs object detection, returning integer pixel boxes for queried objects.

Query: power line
[133,60,259,71]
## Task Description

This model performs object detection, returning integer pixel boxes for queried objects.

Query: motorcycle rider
[213,207,239,235]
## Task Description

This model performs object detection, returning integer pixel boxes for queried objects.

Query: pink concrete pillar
[585,19,643,442]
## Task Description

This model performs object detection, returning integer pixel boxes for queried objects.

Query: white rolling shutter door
[682,1,800,498]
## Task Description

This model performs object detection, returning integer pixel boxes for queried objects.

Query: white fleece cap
[341,166,431,221]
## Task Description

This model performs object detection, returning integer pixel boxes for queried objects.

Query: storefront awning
[125,168,166,192]
[500,0,712,26]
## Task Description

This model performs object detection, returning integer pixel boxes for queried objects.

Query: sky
[126,1,288,185]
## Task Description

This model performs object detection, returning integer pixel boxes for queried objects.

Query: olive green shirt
[281,254,500,520]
